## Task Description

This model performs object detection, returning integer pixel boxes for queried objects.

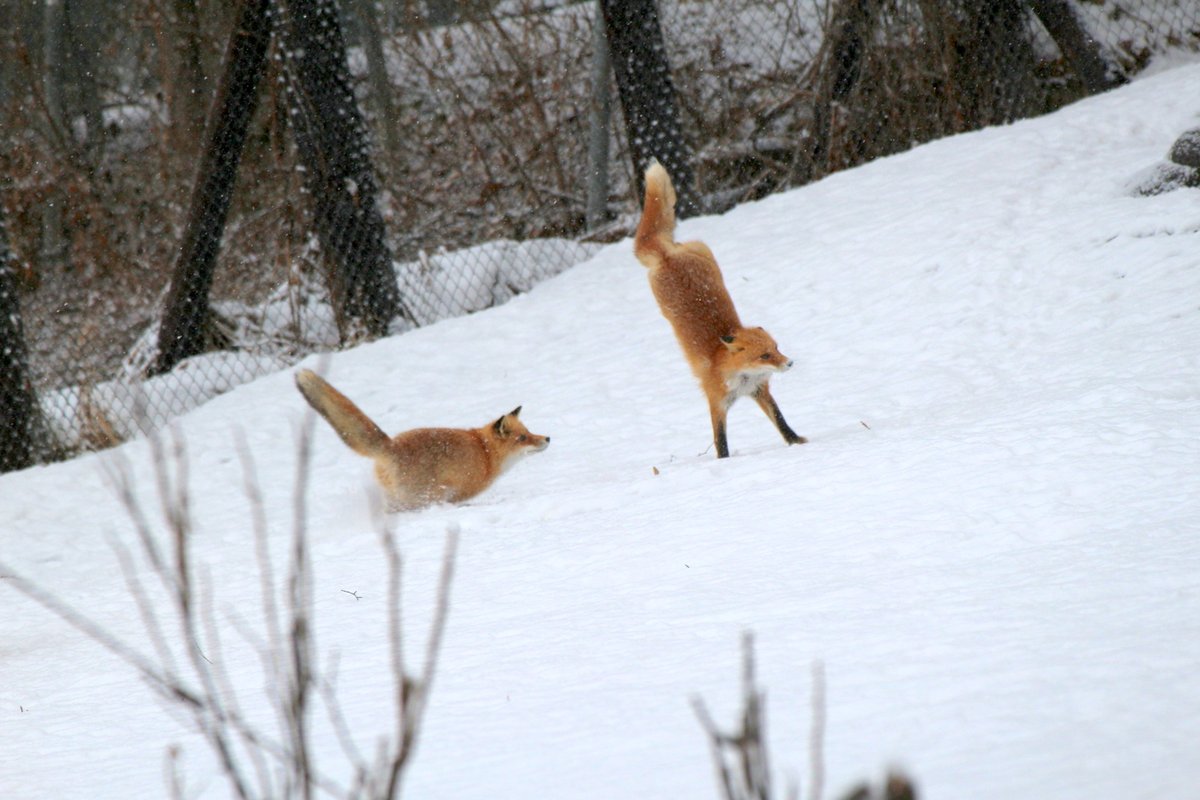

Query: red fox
[295,369,549,510]
[634,161,805,458]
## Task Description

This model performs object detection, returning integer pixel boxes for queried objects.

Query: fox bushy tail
[634,160,677,266]
[295,369,391,458]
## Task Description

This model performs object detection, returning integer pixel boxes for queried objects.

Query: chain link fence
[1,0,1197,470]
[659,0,1200,199]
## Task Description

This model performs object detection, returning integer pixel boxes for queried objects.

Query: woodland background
[0,0,1196,468]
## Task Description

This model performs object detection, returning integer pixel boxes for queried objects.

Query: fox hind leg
[753,385,806,446]
[708,398,731,458]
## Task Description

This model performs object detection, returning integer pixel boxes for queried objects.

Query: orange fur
[635,161,805,458]
[295,369,549,510]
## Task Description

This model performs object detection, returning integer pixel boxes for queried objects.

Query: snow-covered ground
[3,61,1200,799]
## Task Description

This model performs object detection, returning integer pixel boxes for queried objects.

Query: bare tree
[277,0,412,339]
[152,0,273,375]
[349,0,403,174]
[585,7,613,231]
[40,0,69,270]
[0,201,43,472]
[422,0,458,27]
[694,634,916,800]
[809,0,880,177]
[168,0,212,146]
[952,0,1040,126]
[692,633,780,800]
[64,0,106,162]
[1026,0,1126,94]
[598,0,698,216]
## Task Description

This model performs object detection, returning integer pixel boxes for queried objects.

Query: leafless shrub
[693,632,917,800]
[693,632,796,800]
[839,771,918,800]
[383,2,600,251]
[0,419,457,799]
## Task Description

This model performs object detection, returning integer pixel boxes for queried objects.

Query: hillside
[2,61,1199,799]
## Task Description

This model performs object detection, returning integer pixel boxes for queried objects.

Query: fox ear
[720,334,739,350]
[509,406,522,417]
[493,415,509,436]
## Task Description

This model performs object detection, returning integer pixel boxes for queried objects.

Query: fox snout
[525,435,550,451]
[760,353,793,372]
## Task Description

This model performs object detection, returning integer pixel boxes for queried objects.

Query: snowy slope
[3,62,1200,800]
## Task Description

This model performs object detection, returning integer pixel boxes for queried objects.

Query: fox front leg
[753,385,806,446]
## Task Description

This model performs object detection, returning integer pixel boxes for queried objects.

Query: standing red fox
[295,369,549,510]
[635,161,805,458]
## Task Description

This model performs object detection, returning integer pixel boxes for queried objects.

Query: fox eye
[518,434,527,442]
[760,353,771,361]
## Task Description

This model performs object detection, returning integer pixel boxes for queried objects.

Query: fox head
[489,406,551,455]
[719,327,794,373]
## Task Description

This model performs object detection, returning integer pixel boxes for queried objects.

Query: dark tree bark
[349,0,402,171]
[170,0,211,143]
[598,0,698,217]
[277,0,409,338]
[809,0,880,176]
[586,7,613,231]
[956,0,1039,126]
[422,0,458,27]
[1026,0,1126,93]
[64,0,106,160]
[152,0,273,375]
[0,203,41,472]
[40,0,69,270]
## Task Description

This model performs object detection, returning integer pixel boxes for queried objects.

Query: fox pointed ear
[509,406,522,417]
[720,334,738,350]
[493,415,509,436]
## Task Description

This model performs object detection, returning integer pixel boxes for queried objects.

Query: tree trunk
[585,6,612,231]
[171,0,211,143]
[809,0,879,177]
[152,0,272,375]
[64,0,106,160]
[0,203,42,472]
[422,0,457,27]
[598,0,698,217]
[957,0,1039,126]
[349,0,402,173]
[277,0,409,339]
[1026,0,1126,93]
[41,0,69,271]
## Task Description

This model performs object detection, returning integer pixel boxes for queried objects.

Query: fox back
[295,369,549,509]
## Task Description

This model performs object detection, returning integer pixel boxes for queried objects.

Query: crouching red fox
[634,161,805,458]
[295,369,549,510]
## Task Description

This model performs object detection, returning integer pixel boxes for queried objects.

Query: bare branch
[808,660,826,800]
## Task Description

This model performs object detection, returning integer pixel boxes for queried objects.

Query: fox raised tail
[634,160,677,268]
[295,369,392,458]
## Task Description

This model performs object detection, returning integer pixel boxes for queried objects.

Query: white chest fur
[724,368,772,406]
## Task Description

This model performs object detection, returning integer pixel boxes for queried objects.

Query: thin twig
[808,660,826,800]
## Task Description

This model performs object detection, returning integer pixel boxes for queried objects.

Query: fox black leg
[754,385,806,445]
[710,403,731,458]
